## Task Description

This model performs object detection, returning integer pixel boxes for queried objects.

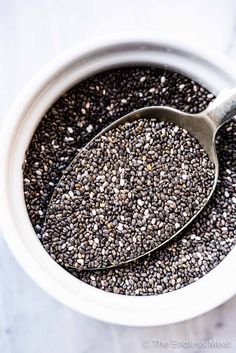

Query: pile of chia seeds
[23,67,236,295]
[43,119,215,270]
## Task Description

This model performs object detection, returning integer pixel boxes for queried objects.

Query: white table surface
[1,1,236,352]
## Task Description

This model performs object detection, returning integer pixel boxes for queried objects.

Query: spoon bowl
[45,88,236,270]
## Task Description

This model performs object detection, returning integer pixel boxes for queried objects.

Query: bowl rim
[1,33,236,327]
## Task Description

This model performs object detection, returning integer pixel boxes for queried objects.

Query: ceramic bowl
[1,34,236,326]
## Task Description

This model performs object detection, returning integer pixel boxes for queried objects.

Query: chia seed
[43,119,215,270]
[23,66,236,295]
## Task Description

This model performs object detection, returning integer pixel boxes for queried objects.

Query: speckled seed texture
[23,67,236,295]
[43,119,214,270]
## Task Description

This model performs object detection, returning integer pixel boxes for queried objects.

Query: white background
[1,1,236,352]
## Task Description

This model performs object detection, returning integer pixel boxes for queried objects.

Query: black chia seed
[43,119,215,270]
[23,66,236,295]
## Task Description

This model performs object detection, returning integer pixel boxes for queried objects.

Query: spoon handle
[205,88,236,130]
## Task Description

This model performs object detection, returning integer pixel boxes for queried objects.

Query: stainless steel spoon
[46,88,236,270]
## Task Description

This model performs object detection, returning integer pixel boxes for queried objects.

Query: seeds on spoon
[42,118,215,270]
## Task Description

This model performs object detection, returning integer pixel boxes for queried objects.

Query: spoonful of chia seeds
[42,87,236,270]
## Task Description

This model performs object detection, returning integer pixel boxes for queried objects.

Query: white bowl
[1,34,236,327]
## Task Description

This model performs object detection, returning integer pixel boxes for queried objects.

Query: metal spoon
[45,88,236,270]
